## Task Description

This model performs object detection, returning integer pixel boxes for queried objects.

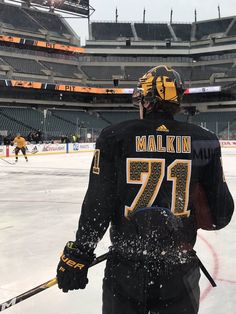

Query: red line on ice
[198,234,236,303]
[216,278,236,284]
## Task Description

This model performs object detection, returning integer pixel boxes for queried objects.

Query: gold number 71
[125,158,192,218]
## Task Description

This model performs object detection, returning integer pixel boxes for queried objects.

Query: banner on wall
[0,78,222,97]
[5,143,67,156]
[220,140,236,148]
[0,143,96,157]
[0,34,85,54]
[70,143,96,152]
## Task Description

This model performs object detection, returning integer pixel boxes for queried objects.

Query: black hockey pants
[102,254,200,314]
[15,147,26,156]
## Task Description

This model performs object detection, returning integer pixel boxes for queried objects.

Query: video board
[22,0,90,16]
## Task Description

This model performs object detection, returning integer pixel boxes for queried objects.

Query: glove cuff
[64,241,95,264]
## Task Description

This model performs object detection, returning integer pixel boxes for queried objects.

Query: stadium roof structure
[9,0,95,17]
[0,1,81,45]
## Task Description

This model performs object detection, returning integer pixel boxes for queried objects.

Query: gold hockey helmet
[132,65,185,116]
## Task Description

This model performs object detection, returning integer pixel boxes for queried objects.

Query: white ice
[0,149,235,314]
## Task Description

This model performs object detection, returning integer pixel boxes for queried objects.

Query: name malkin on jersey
[136,135,191,153]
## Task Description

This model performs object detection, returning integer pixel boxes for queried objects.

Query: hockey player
[56,65,234,314]
[13,133,28,162]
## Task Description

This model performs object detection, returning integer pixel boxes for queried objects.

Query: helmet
[132,65,185,118]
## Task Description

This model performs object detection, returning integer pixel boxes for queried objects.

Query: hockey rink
[0,149,235,314]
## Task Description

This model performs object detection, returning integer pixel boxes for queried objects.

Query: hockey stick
[0,252,108,312]
[197,256,217,287]
[0,157,15,165]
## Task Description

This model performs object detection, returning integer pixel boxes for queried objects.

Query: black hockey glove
[57,241,95,293]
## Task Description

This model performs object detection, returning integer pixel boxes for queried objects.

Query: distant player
[56,65,234,313]
[13,133,28,162]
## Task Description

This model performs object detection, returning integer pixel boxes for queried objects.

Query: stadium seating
[0,107,41,136]
[1,107,236,141]
[134,23,172,41]
[91,22,134,40]
[2,56,45,75]
[0,2,235,139]
[81,66,123,80]
[190,63,233,81]
[125,66,154,81]
[191,111,236,136]
[0,107,112,139]
[100,111,138,124]
[0,111,27,136]
[172,67,192,81]
[194,18,233,39]
[40,61,82,78]
[0,57,7,66]
[171,24,192,41]
[0,3,40,33]
[0,2,77,43]
[228,20,236,36]
[53,110,109,129]
[23,8,71,35]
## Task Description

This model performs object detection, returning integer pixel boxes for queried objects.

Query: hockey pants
[102,255,200,314]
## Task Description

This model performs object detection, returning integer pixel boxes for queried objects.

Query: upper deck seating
[0,3,40,32]
[91,22,133,40]
[195,18,233,39]
[134,23,172,40]
[171,23,192,41]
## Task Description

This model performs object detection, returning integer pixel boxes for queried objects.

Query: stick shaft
[0,252,108,312]
[198,257,217,287]
[0,158,14,165]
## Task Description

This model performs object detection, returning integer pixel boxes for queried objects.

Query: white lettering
[1,298,17,310]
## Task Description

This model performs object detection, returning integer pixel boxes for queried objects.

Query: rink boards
[0,142,96,157]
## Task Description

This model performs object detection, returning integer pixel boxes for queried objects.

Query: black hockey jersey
[76,112,234,260]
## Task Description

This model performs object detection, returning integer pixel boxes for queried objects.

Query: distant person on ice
[56,65,234,314]
[13,133,28,162]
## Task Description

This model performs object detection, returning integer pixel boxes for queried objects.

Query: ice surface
[0,149,235,313]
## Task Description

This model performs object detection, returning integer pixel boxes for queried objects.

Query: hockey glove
[57,241,95,292]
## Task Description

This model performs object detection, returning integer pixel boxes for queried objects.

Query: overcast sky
[64,0,236,44]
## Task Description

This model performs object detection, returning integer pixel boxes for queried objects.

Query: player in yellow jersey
[13,133,28,162]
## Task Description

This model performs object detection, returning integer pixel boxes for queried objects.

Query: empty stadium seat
[134,23,172,41]
[81,66,122,80]
[91,22,134,40]
[171,24,192,41]
[2,57,45,75]
[195,18,233,39]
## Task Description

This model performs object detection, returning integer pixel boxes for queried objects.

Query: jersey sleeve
[200,136,234,230]
[75,129,117,253]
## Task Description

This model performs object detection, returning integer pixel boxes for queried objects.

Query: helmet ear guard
[132,87,144,108]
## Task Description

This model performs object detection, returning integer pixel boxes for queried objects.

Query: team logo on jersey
[156,125,169,132]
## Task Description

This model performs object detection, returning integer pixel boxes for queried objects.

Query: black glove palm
[57,241,95,293]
